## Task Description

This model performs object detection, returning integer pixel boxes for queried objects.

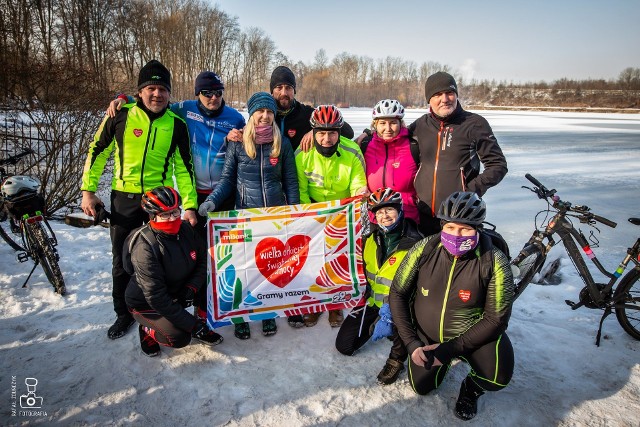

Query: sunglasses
[156,208,181,220]
[200,89,224,98]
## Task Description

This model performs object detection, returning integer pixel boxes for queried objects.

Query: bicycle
[510,173,639,346]
[0,149,66,295]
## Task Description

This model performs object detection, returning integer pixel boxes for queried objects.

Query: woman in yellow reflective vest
[335,188,422,385]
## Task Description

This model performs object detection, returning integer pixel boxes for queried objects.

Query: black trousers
[109,191,148,317]
[130,308,191,348]
[335,304,408,362]
[408,333,514,395]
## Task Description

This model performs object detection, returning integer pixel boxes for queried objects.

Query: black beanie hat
[424,71,458,102]
[270,66,296,93]
[194,71,224,96]
[138,60,171,92]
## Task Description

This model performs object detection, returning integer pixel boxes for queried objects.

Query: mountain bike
[510,173,639,346]
[0,149,66,295]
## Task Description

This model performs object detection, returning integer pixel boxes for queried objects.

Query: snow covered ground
[1,109,639,426]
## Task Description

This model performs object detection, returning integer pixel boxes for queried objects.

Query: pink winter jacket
[364,128,419,223]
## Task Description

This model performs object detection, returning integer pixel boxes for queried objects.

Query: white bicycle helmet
[1,175,41,200]
[372,99,405,120]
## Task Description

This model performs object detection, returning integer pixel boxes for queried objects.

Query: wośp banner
[205,197,366,329]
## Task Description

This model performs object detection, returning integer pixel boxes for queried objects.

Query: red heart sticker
[133,129,143,137]
[459,290,471,302]
[190,251,196,261]
[388,256,397,265]
[269,157,279,166]
[255,235,310,288]
[288,129,296,138]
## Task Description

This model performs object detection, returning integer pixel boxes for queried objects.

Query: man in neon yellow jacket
[80,60,198,341]
[295,105,367,327]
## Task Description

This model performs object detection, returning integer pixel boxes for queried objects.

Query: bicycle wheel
[511,244,546,300]
[0,221,25,251]
[614,268,640,340]
[26,222,66,295]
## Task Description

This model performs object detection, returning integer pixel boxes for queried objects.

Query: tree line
[0,0,638,215]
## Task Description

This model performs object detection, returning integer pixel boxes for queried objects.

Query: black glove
[424,350,435,370]
[93,203,110,226]
[182,285,196,308]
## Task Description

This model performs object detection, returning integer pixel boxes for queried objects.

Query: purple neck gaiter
[255,125,273,144]
[440,231,479,257]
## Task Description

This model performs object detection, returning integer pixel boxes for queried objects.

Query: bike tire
[613,268,640,341]
[511,244,546,300]
[0,222,25,251]
[26,223,66,295]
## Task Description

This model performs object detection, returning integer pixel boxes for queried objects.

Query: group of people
[80,60,513,420]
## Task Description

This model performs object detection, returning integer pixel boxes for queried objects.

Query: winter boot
[328,309,344,327]
[138,324,160,357]
[262,319,277,336]
[377,358,405,385]
[454,377,485,421]
[287,315,305,328]
[108,314,135,340]
[303,312,322,327]
[192,324,224,346]
[234,322,251,340]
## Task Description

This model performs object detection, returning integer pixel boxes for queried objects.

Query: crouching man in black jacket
[124,186,222,357]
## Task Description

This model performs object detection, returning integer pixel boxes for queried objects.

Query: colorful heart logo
[288,129,296,138]
[255,235,310,288]
[269,157,279,166]
[133,129,143,137]
[458,290,471,302]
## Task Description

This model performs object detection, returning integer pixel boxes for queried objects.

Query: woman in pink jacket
[362,99,419,224]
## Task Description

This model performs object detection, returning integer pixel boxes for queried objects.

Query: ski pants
[335,304,408,362]
[408,333,514,395]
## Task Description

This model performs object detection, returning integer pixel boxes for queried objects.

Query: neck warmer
[137,100,166,122]
[313,134,340,157]
[440,231,479,257]
[372,127,409,145]
[150,218,182,235]
[255,125,273,144]
[277,99,296,117]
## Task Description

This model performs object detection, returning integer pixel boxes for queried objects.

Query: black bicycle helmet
[141,186,181,215]
[368,187,403,213]
[437,191,486,226]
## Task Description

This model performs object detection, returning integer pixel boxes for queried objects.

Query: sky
[1,110,639,425]
[214,0,640,83]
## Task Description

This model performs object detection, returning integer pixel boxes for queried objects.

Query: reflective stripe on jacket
[363,233,408,308]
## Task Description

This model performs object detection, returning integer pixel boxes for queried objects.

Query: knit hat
[424,71,458,102]
[194,71,224,96]
[270,66,296,93]
[138,60,171,92]
[247,92,277,117]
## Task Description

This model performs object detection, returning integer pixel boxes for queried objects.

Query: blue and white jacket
[171,100,245,193]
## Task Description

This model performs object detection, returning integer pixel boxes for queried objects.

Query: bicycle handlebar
[524,173,617,228]
[0,149,34,166]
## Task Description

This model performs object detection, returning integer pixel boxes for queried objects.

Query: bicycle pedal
[565,299,583,310]
[17,252,29,263]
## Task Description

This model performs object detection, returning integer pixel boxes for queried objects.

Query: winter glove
[371,303,394,342]
[198,200,216,217]
[93,203,110,226]
[181,285,197,308]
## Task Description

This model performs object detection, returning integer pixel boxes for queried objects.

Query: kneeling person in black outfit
[389,192,514,420]
[124,186,222,357]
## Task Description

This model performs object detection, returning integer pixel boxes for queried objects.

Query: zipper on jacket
[139,122,153,190]
[460,167,466,191]
[439,256,457,342]
[151,127,158,150]
[260,145,267,207]
[431,121,444,215]
[382,144,389,187]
